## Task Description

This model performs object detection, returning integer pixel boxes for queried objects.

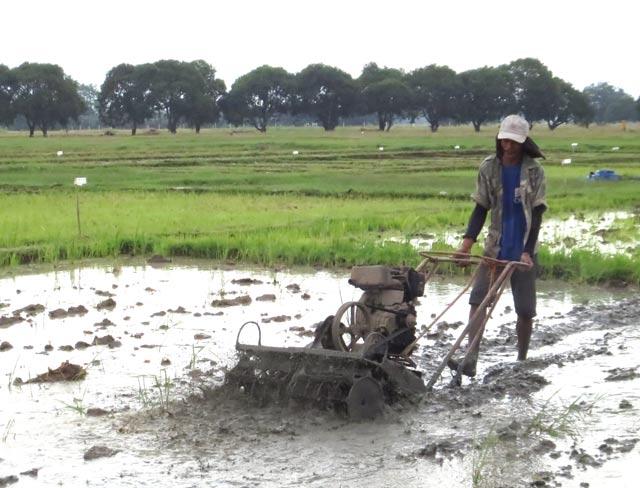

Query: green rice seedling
[7,356,20,391]
[2,418,15,442]
[58,396,87,416]
[269,267,279,285]
[157,314,181,332]
[526,392,603,441]
[137,370,174,413]
[56,383,88,416]
[217,272,228,298]
[189,344,206,370]
[137,376,153,409]
[154,369,173,413]
[470,426,499,488]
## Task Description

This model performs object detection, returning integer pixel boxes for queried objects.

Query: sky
[2,0,639,99]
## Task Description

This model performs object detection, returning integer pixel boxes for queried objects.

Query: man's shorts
[469,256,538,319]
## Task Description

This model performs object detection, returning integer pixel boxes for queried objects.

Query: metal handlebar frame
[425,261,519,390]
[407,250,528,390]
[236,320,262,347]
[402,251,515,357]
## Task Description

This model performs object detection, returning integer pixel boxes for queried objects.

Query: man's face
[500,138,523,161]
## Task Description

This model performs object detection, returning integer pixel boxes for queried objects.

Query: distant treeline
[1,58,638,136]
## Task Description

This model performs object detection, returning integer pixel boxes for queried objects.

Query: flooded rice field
[1,258,639,487]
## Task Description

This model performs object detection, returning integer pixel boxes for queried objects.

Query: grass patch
[526,392,602,441]
[1,125,639,283]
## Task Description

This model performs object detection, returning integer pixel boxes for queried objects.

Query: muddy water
[0,259,638,487]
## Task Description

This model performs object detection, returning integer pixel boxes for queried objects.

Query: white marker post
[561,159,572,187]
[74,177,87,237]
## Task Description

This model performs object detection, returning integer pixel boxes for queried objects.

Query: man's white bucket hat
[497,114,529,143]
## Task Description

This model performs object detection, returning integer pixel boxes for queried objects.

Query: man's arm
[523,204,545,255]
[458,203,488,254]
[520,204,546,267]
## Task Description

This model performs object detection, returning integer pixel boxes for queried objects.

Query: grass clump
[526,392,602,441]
[539,248,640,285]
[137,370,174,413]
[471,426,500,488]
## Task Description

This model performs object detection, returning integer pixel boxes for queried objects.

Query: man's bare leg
[467,304,485,356]
[516,316,532,360]
[448,304,486,377]
[464,303,486,369]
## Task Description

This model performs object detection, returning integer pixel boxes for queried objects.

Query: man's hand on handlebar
[453,237,474,266]
[517,252,534,271]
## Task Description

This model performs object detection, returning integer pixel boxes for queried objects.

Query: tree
[361,78,413,131]
[583,83,638,123]
[98,63,155,135]
[294,64,359,131]
[504,58,556,126]
[221,65,293,132]
[357,63,410,131]
[538,78,586,130]
[358,62,404,86]
[219,89,246,127]
[456,66,514,131]
[148,60,202,134]
[570,89,595,128]
[408,64,458,132]
[12,62,85,137]
[0,64,15,126]
[188,60,226,133]
[77,84,100,129]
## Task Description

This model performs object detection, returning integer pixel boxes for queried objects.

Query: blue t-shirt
[498,164,526,261]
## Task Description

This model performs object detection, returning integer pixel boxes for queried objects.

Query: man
[449,114,547,377]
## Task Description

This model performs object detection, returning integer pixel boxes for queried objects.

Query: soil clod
[83,445,119,461]
[27,361,87,383]
[211,295,251,307]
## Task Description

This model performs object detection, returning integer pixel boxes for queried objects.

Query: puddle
[542,211,637,256]
[0,259,638,487]
[393,211,638,257]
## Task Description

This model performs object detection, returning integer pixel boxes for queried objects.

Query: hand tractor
[223,251,521,419]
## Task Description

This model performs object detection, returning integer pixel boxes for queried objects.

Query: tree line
[1,58,638,137]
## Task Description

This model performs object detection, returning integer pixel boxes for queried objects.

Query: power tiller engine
[314,265,426,355]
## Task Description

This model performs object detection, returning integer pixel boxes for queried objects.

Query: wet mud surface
[0,259,639,487]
